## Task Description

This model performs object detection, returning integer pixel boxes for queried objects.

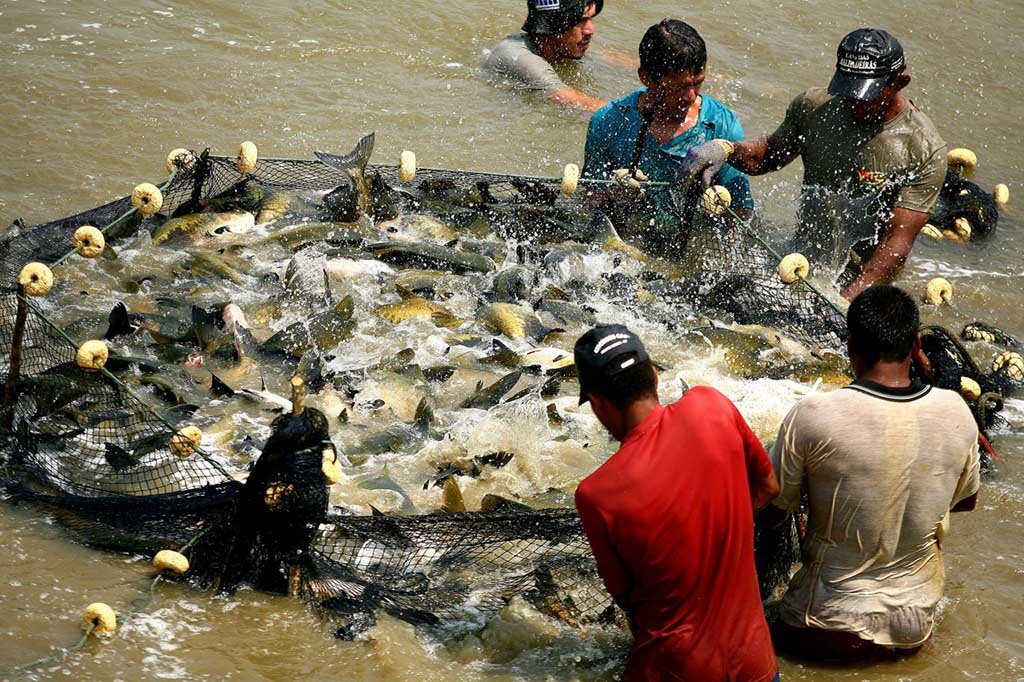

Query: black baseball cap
[828,28,906,101]
[574,324,650,404]
[523,0,603,37]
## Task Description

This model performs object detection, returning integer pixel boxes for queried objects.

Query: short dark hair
[639,19,707,81]
[583,357,657,410]
[847,285,920,365]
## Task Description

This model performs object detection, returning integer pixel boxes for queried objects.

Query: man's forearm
[729,136,797,176]
[549,87,607,113]
[841,208,927,300]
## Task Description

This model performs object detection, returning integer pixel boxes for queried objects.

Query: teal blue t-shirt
[582,89,754,211]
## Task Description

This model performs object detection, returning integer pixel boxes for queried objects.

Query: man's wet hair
[585,356,657,410]
[847,285,920,365]
[639,19,707,81]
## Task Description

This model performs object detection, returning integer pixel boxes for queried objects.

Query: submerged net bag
[0,140,850,637]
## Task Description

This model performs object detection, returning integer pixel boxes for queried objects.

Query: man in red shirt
[574,324,780,681]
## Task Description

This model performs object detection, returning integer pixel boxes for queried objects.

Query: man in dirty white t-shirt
[764,285,980,662]
[483,0,607,112]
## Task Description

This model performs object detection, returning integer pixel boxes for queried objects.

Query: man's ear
[911,330,922,355]
[892,72,911,92]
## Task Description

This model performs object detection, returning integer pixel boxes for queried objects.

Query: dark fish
[314,133,377,222]
[460,370,523,409]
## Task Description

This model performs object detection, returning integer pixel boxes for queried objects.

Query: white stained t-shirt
[769,379,980,648]
[482,33,566,95]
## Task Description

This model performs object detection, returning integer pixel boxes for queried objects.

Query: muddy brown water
[1,1,1023,680]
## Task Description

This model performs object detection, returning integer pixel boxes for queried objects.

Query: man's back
[771,380,980,647]
[575,386,776,681]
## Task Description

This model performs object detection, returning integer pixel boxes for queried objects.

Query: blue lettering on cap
[536,0,561,10]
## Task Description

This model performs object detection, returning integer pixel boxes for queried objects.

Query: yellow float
[131,182,163,216]
[82,602,117,635]
[153,549,190,574]
[72,225,105,259]
[18,262,54,297]
[778,253,810,284]
[75,340,109,371]
[237,141,258,174]
[170,426,202,458]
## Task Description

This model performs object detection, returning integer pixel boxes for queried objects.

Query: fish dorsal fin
[334,294,355,318]
[313,133,376,173]
[322,269,335,306]
[414,397,435,431]
[441,477,466,513]
[210,373,235,397]
[104,301,134,339]
[259,370,268,393]
[395,284,416,300]
[589,211,620,243]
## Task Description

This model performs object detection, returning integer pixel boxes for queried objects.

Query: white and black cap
[574,324,650,404]
[828,28,906,102]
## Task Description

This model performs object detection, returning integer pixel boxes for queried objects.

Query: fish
[262,295,356,357]
[490,266,538,304]
[356,473,418,515]
[256,220,378,252]
[479,302,560,342]
[314,133,377,222]
[188,248,253,285]
[238,375,293,412]
[486,339,575,374]
[367,241,495,274]
[459,370,524,409]
[374,286,461,328]
[255,188,294,225]
[346,397,440,459]
[151,211,255,244]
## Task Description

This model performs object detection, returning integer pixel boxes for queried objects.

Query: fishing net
[0,142,860,639]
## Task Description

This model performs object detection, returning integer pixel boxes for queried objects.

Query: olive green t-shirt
[773,88,947,272]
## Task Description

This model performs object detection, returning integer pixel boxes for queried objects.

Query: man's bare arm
[840,207,930,300]
[548,87,607,113]
[729,135,801,176]
[750,467,781,513]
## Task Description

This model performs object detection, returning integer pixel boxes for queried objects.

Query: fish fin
[191,304,219,350]
[589,211,621,243]
[414,397,435,431]
[210,373,235,397]
[443,238,459,249]
[369,505,386,517]
[441,477,466,513]
[104,302,135,339]
[335,294,355,318]
[103,443,137,471]
[395,284,416,300]
[323,269,335,306]
[314,133,376,173]
[233,326,261,360]
[539,326,565,343]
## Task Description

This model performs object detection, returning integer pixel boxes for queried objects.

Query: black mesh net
[0,144,863,638]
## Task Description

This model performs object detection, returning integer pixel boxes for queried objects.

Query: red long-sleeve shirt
[575,386,777,681]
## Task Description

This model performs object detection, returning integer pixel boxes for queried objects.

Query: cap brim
[828,71,888,101]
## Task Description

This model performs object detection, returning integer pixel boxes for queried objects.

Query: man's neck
[855,358,913,388]
[882,93,907,123]
[534,35,564,64]
[619,397,660,441]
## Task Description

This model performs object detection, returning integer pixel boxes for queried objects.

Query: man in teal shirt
[583,19,752,252]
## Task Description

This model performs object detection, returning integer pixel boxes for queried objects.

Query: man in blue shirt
[583,20,752,252]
